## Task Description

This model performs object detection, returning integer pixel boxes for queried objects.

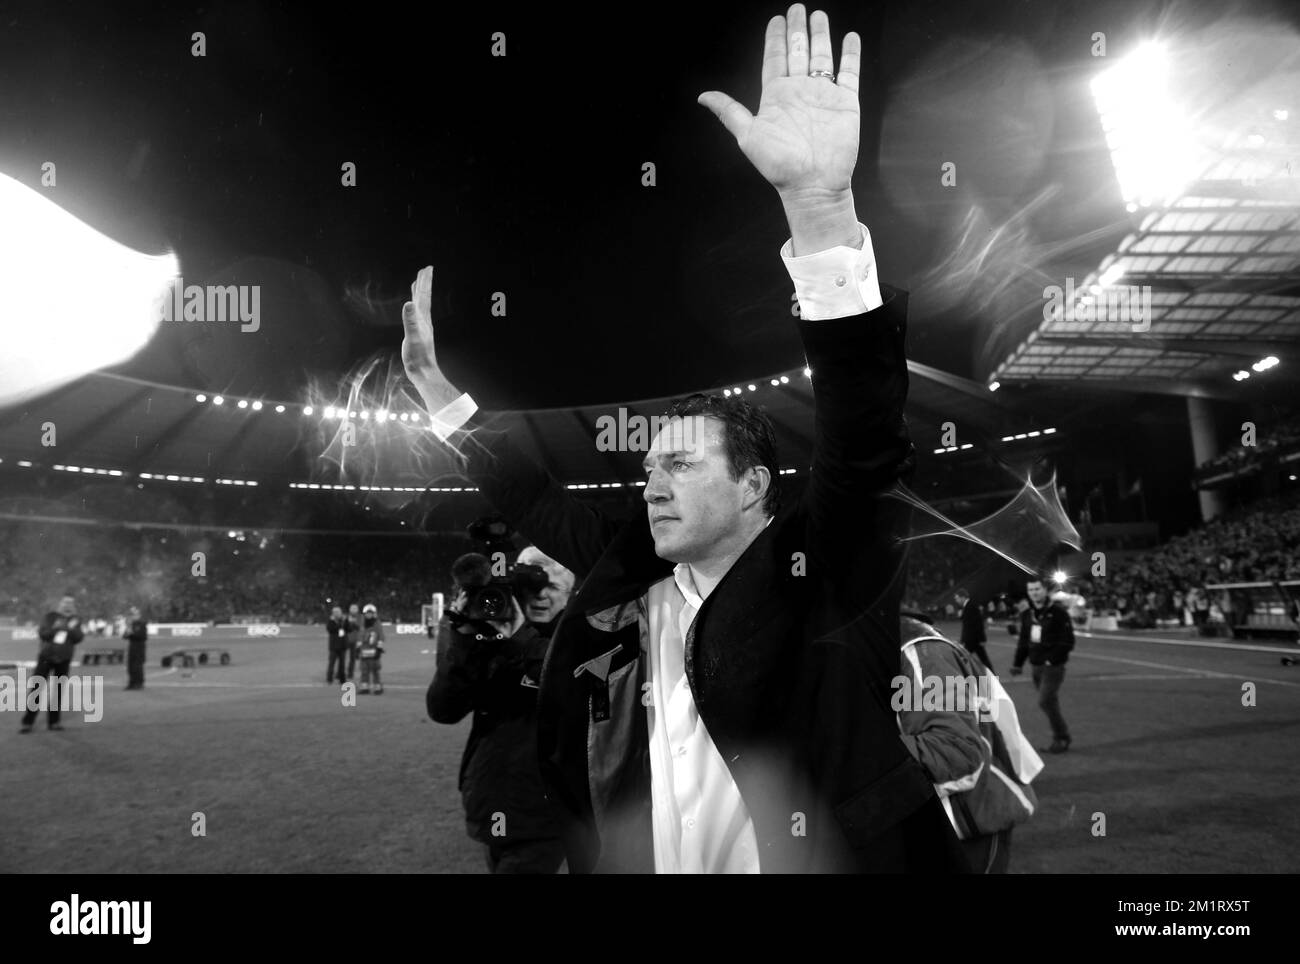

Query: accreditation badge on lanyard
[1030,618,1042,644]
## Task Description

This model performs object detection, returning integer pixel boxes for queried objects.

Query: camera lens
[479,587,507,619]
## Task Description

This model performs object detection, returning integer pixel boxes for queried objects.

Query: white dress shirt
[645,563,760,873]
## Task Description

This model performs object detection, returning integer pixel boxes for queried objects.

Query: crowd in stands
[1081,494,1300,628]
[902,492,1300,630]
[0,521,473,625]
[1193,413,1300,480]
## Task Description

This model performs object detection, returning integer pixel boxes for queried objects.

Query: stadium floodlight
[360,410,370,420]
[0,173,179,407]
[251,400,263,411]
[213,395,224,405]
[303,405,314,416]
[274,404,285,413]
[803,368,812,378]
[195,394,207,403]
[1090,42,1200,208]
[748,384,757,392]
[1043,427,1057,434]
[376,409,388,421]
[1097,263,1125,288]
[989,381,1000,392]
[723,389,731,397]
[1252,355,1279,372]
[1233,370,1251,381]
[1052,570,1068,585]
[237,399,248,409]
[780,375,789,384]
[770,379,780,387]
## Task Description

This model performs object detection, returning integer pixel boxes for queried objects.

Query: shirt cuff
[428,393,478,442]
[781,223,883,319]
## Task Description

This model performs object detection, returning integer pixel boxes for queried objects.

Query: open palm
[700,6,862,196]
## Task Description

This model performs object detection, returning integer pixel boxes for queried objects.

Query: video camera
[447,516,549,632]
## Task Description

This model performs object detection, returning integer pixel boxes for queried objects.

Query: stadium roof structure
[0,359,1031,492]
[988,39,1300,400]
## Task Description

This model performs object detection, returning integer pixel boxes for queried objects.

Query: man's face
[57,596,76,616]
[129,606,141,620]
[642,416,758,564]
[1027,581,1047,605]
[331,607,343,620]
[524,568,575,624]
[349,605,359,616]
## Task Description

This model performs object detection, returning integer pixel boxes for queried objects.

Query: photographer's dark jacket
[457,289,968,873]
[38,612,84,663]
[1014,601,1075,668]
[427,621,561,844]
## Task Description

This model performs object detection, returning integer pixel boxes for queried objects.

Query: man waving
[403,5,968,874]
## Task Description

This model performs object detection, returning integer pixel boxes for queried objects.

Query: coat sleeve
[37,613,55,643]
[456,419,621,578]
[796,287,914,584]
[427,621,498,724]
[1013,613,1030,668]
[897,642,987,791]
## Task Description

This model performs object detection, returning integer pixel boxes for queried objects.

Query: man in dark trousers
[428,553,566,874]
[326,605,348,685]
[345,602,362,682]
[123,605,148,690]
[21,594,84,733]
[1011,577,1074,753]
[956,589,995,674]
[402,6,968,874]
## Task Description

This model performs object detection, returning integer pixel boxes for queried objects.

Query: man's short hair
[516,546,574,588]
[663,393,781,516]
[1026,577,1045,588]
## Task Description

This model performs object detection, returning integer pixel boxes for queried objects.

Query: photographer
[426,551,564,874]
[515,545,576,637]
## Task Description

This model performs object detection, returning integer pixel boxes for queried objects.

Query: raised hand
[401,265,463,412]
[698,5,863,254]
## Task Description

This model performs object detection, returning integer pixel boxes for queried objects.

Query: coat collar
[570,511,674,616]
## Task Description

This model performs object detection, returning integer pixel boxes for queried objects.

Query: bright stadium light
[0,173,179,407]
[1098,263,1125,287]
[1252,355,1279,372]
[251,400,263,411]
[1053,570,1068,585]
[303,406,314,416]
[237,399,248,409]
[1233,369,1251,381]
[195,394,207,403]
[274,404,284,413]
[1090,42,1200,208]
[212,395,224,405]
[988,381,1000,392]
[780,375,789,384]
